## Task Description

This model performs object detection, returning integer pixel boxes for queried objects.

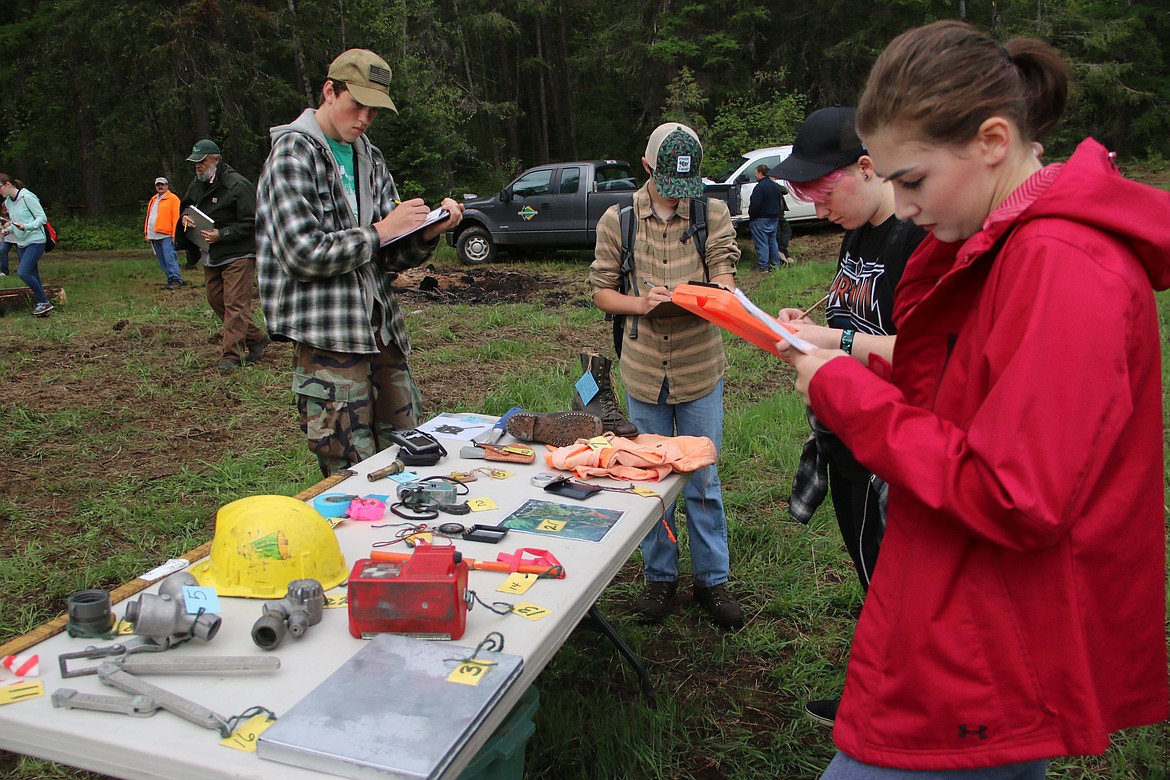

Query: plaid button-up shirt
[257,110,436,355]
[589,184,739,404]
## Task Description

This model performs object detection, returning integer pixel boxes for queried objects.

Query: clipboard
[643,299,690,319]
[389,207,449,244]
[671,283,816,355]
[181,206,214,251]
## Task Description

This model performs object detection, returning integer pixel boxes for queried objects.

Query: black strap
[613,204,638,356]
[613,199,709,357]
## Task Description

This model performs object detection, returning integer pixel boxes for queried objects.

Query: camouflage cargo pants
[292,337,423,477]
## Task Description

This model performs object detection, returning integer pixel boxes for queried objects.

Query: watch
[840,329,856,355]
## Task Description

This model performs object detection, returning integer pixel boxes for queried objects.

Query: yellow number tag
[586,436,612,450]
[467,498,497,511]
[450,471,478,483]
[116,619,135,635]
[324,593,349,608]
[501,446,535,457]
[219,713,276,752]
[497,572,538,595]
[512,602,552,621]
[632,486,659,497]
[536,519,566,532]
[0,680,44,705]
[489,469,514,479]
[448,660,493,686]
[406,532,433,546]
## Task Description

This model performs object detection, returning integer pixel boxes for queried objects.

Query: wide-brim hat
[769,107,867,182]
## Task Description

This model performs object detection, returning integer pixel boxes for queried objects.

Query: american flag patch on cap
[368,64,391,88]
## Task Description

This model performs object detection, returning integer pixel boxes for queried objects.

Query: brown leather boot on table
[572,352,638,437]
[505,410,603,447]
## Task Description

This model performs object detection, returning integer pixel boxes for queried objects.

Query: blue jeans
[0,239,11,274]
[17,241,47,304]
[626,378,730,587]
[151,236,182,283]
[750,217,780,269]
[822,753,1047,780]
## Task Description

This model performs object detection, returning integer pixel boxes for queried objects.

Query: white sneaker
[0,272,7,276]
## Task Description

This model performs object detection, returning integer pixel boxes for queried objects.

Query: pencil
[796,293,830,320]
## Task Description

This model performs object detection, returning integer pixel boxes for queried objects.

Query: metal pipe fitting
[250,579,324,650]
[123,572,221,644]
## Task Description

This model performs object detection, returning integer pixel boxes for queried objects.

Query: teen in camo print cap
[643,122,704,199]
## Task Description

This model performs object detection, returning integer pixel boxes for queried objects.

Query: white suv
[704,145,818,226]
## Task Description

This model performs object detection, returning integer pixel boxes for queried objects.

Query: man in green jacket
[182,139,269,373]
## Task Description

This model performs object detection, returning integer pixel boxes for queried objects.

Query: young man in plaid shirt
[256,49,463,476]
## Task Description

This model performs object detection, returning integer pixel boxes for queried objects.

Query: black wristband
[840,329,856,355]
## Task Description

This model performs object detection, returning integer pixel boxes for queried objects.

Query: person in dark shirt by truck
[747,164,790,270]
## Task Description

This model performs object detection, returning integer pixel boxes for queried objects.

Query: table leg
[577,604,655,702]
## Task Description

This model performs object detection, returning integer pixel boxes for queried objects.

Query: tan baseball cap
[327,49,398,112]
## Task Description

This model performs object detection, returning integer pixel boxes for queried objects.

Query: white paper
[732,288,817,354]
[417,412,499,442]
[138,558,189,582]
[386,207,449,244]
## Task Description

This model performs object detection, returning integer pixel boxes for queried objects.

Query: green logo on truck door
[518,206,538,221]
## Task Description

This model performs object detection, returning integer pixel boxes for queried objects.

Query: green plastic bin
[458,685,540,780]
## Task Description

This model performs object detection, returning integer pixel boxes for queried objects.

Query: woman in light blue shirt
[0,173,52,315]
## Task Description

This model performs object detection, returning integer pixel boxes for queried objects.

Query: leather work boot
[694,583,744,629]
[633,580,677,623]
[505,410,603,447]
[572,352,638,437]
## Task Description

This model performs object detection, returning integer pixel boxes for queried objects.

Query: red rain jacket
[811,139,1169,769]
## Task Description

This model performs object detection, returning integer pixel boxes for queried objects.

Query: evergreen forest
[1,0,1167,216]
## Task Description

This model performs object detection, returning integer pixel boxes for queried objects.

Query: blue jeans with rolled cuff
[626,378,730,588]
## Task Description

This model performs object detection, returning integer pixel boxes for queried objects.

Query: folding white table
[0,431,685,779]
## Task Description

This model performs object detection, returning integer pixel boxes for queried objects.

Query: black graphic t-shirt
[825,215,927,336]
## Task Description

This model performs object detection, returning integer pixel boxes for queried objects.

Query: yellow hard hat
[190,495,347,598]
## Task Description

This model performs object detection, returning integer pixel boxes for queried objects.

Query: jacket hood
[1014,138,1170,291]
[269,108,372,159]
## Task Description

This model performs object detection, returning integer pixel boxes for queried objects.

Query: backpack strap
[679,197,710,281]
[612,204,638,356]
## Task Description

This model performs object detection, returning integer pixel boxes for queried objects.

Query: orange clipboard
[670,283,786,356]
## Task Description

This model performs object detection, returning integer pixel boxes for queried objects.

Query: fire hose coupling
[123,572,222,644]
[66,588,115,638]
[251,579,325,651]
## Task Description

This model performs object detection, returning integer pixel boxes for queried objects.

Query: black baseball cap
[769,107,867,183]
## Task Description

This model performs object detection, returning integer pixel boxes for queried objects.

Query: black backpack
[612,198,710,356]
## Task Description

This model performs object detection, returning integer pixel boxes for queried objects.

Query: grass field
[0,227,1167,779]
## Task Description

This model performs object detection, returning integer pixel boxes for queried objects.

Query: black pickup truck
[446,160,639,264]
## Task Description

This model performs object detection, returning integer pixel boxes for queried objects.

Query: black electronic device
[389,428,447,464]
[462,524,509,543]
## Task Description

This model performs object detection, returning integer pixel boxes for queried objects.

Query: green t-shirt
[325,135,358,223]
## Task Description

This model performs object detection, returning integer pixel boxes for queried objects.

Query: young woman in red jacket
[782,20,1170,780]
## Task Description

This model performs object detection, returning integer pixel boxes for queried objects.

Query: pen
[795,293,830,320]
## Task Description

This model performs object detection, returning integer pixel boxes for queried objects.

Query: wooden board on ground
[0,285,67,315]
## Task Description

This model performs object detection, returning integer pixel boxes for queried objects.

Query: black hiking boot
[694,583,744,629]
[572,352,638,437]
[633,580,677,623]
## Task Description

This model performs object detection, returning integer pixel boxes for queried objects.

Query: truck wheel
[456,227,496,264]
